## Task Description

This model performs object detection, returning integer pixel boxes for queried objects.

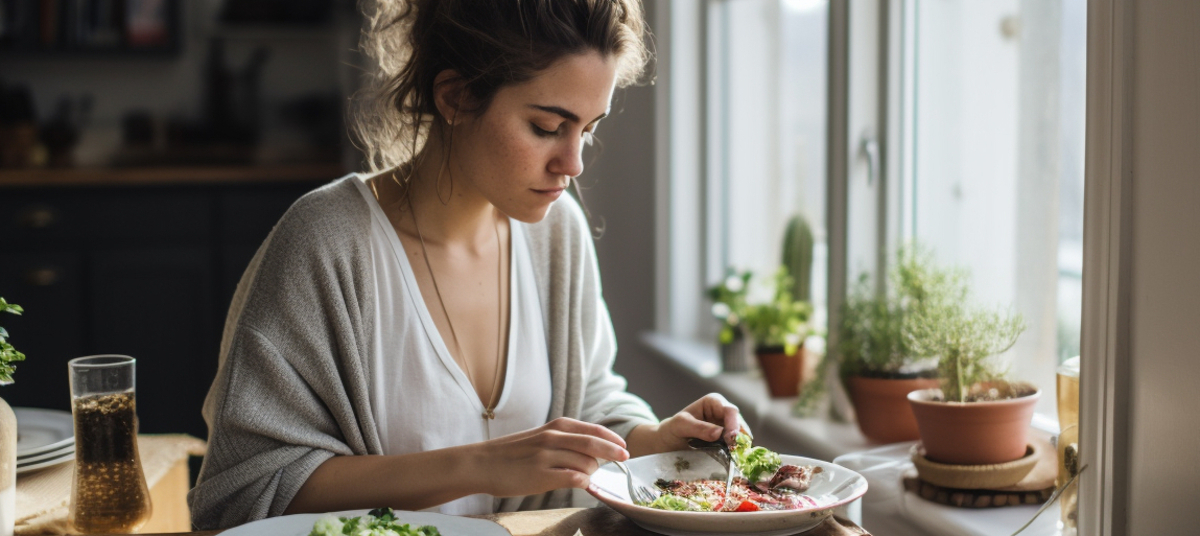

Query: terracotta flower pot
[907,388,1041,465]
[847,376,941,444]
[755,346,804,398]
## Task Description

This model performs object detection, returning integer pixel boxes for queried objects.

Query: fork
[686,437,734,467]
[687,437,737,505]
[612,460,658,505]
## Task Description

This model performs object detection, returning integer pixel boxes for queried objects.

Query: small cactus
[782,214,814,303]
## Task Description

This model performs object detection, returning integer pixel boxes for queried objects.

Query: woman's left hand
[626,393,749,457]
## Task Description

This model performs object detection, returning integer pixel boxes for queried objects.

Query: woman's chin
[503,201,556,224]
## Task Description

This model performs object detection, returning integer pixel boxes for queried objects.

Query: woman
[188,0,744,529]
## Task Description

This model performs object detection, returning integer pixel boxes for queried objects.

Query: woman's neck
[389,138,500,250]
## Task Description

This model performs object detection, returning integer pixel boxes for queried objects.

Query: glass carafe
[1056,356,1080,536]
[67,355,152,533]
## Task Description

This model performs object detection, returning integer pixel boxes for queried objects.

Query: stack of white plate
[14,408,75,474]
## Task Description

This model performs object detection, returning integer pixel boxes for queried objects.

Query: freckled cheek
[496,140,544,182]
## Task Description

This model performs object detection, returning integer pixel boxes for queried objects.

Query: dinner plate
[16,449,74,474]
[218,509,511,536]
[587,451,869,536]
[17,443,74,465]
[14,407,74,458]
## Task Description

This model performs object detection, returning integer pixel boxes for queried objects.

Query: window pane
[716,0,829,333]
[908,0,1086,411]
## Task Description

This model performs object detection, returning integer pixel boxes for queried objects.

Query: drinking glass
[1056,356,1080,536]
[67,355,152,533]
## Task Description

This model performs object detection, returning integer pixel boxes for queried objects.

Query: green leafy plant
[707,269,753,344]
[839,245,966,379]
[740,268,812,355]
[0,297,26,384]
[907,300,1026,403]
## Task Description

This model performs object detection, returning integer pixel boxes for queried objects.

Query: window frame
[1078,0,1132,533]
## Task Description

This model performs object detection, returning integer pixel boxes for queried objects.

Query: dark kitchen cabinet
[90,246,215,439]
[0,170,329,440]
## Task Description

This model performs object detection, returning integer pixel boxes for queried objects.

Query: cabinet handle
[18,206,59,229]
[24,268,60,287]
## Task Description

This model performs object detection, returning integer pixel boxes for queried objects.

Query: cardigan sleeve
[187,326,347,529]
[188,179,380,529]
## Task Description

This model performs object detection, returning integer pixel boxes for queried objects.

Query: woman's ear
[433,69,470,126]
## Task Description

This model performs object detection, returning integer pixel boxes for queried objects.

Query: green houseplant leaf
[707,269,754,344]
[0,297,25,384]
[740,268,812,355]
[838,244,966,379]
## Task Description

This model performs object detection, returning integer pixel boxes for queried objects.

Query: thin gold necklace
[407,194,506,420]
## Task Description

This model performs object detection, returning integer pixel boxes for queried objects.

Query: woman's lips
[532,187,565,199]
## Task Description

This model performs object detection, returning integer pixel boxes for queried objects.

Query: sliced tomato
[734,500,760,512]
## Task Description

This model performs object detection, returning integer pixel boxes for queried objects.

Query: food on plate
[309,507,441,536]
[646,434,823,512]
[730,432,782,483]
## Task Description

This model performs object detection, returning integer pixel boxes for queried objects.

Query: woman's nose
[548,138,585,178]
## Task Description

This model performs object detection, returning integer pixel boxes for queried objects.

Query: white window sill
[639,332,1063,536]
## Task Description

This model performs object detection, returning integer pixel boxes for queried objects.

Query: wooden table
[96,507,869,536]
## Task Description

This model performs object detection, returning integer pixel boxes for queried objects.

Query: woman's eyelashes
[530,122,598,145]
[531,123,559,137]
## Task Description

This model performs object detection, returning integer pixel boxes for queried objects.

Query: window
[900,0,1087,411]
[665,0,830,343]
[661,0,1086,417]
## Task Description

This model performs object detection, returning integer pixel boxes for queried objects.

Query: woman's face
[448,51,618,223]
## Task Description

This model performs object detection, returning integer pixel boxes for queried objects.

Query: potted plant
[741,269,812,398]
[905,288,1036,466]
[708,269,754,372]
[0,297,25,535]
[838,246,959,443]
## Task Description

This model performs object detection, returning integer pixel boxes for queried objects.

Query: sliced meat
[767,464,823,492]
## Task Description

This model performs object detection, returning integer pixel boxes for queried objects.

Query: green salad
[309,508,441,536]
[731,433,781,483]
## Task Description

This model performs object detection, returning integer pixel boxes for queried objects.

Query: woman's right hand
[470,417,630,497]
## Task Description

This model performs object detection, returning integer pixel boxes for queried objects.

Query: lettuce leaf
[309,508,441,536]
[731,433,782,483]
[647,493,703,512]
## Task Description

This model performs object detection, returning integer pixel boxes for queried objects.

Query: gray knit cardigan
[187,176,658,529]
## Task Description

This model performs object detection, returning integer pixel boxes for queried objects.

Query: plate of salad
[217,507,511,536]
[586,435,868,536]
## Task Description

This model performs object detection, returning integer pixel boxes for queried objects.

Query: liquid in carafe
[68,391,152,533]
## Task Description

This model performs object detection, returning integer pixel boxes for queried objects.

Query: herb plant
[707,269,754,344]
[907,300,1026,403]
[740,269,812,355]
[0,298,25,384]
[838,245,965,379]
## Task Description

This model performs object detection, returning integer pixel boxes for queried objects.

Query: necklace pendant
[483,409,496,420]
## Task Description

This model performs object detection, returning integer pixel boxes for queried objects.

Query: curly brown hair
[352,0,651,173]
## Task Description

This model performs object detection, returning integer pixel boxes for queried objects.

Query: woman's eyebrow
[528,104,609,124]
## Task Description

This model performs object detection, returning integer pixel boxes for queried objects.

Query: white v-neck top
[352,178,553,515]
